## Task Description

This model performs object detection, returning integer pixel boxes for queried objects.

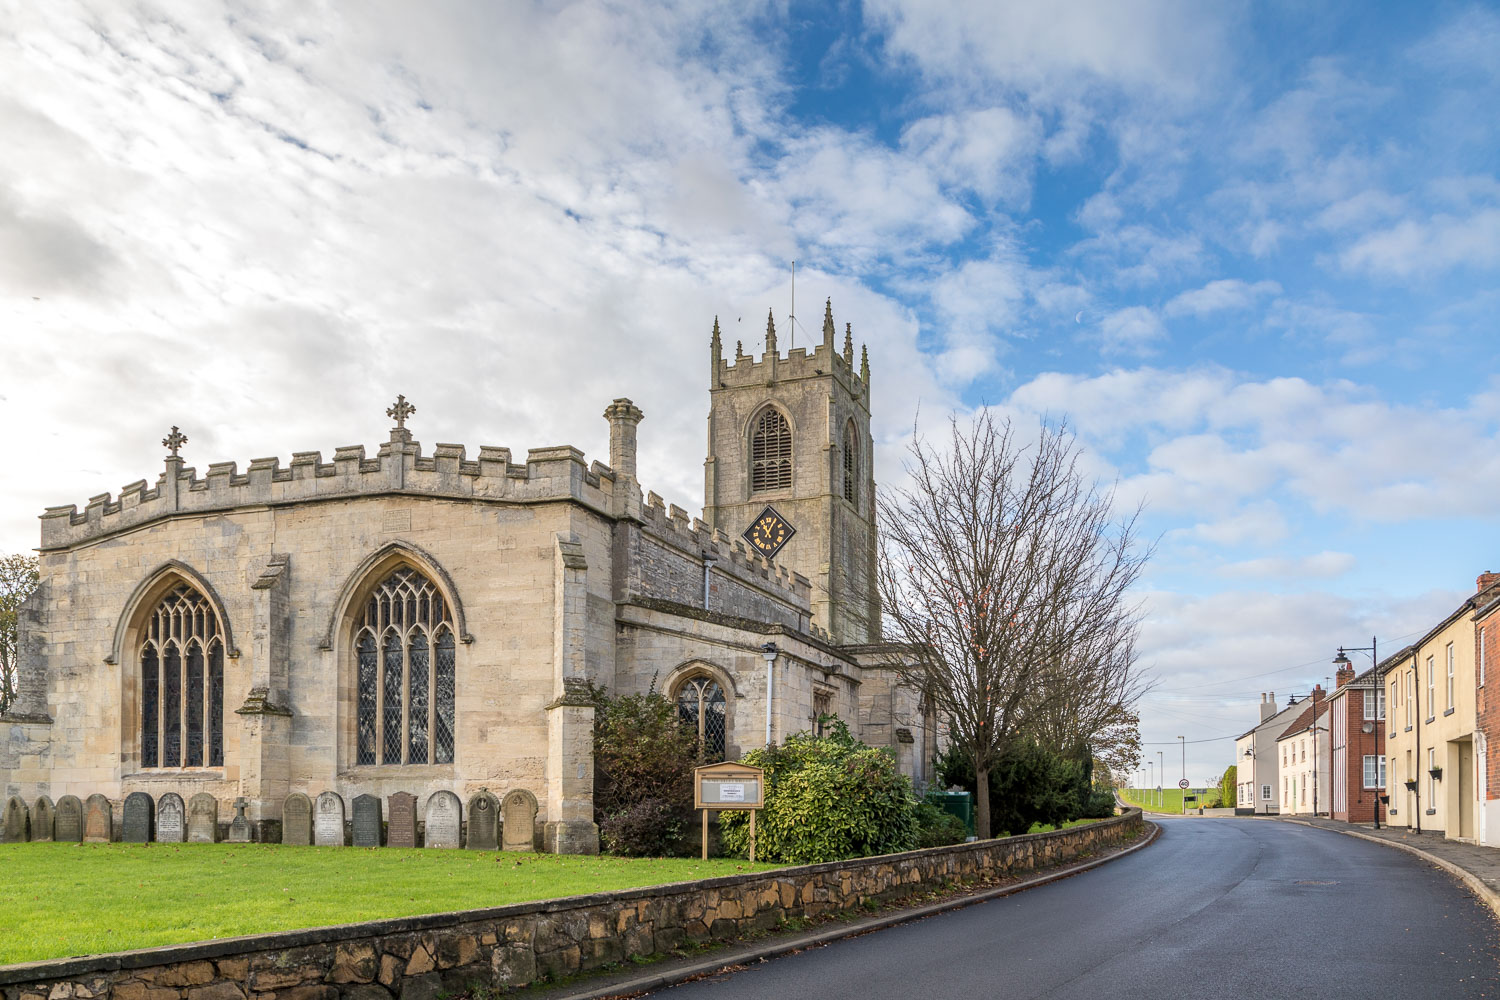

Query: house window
[676,676,727,761]
[1406,672,1413,728]
[1363,755,1386,789]
[1481,626,1487,687]
[1261,784,1271,800]
[750,407,793,493]
[1364,687,1386,721]
[139,584,224,769]
[355,567,456,766]
[1427,656,1435,721]
[1446,643,1455,710]
[1301,740,1306,762]
[1391,680,1398,735]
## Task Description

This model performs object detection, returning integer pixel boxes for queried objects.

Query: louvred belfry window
[140,584,224,769]
[750,408,792,493]
[355,567,456,766]
[842,424,858,504]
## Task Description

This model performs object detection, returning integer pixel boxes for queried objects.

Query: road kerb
[554,821,1162,1000]
[1278,818,1500,921]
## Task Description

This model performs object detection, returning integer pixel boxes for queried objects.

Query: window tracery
[676,675,726,762]
[750,407,792,493]
[140,584,223,769]
[355,567,456,766]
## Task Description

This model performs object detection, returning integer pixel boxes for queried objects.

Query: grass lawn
[1119,788,1221,814]
[1024,817,1108,835]
[0,842,779,966]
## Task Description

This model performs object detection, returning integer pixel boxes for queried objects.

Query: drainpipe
[761,643,778,747]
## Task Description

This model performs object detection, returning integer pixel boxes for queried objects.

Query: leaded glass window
[676,676,726,762]
[354,567,455,766]
[750,408,792,493]
[139,584,224,769]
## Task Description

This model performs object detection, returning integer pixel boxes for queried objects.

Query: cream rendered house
[1381,578,1497,841]
[1235,692,1306,814]
[1275,692,1329,816]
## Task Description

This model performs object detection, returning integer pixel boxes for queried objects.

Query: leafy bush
[592,685,702,856]
[719,720,919,863]
[937,739,1104,835]
[1218,765,1237,810]
[914,794,968,848]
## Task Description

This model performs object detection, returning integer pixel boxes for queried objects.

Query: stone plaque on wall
[54,795,83,842]
[315,791,345,846]
[1,796,27,843]
[466,790,500,851]
[122,792,154,843]
[83,794,112,843]
[187,793,219,843]
[156,793,185,843]
[352,794,382,847]
[227,798,253,843]
[387,792,416,848]
[424,791,462,849]
[501,791,538,852]
[283,793,313,846]
[31,796,54,842]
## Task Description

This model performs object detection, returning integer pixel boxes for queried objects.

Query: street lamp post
[1147,760,1154,808]
[1334,637,1381,830]
[1157,750,1164,810]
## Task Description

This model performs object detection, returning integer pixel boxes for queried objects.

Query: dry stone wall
[0,811,1143,1000]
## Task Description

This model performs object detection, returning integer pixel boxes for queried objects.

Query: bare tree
[1024,620,1148,778]
[0,553,40,715]
[877,412,1148,839]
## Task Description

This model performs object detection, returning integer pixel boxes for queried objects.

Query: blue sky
[1,1,1497,782]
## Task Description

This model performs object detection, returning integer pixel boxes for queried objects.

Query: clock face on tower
[743,505,796,559]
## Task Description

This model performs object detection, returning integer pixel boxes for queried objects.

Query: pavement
[654,817,1500,999]
[1261,813,1500,915]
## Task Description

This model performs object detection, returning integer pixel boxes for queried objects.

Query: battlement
[639,490,813,608]
[710,300,868,404]
[39,434,618,551]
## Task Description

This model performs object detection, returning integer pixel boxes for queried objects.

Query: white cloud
[1339,208,1500,278]
[1163,278,1281,318]
[1097,306,1166,356]
[1219,551,1356,580]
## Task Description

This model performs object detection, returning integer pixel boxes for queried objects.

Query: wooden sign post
[694,761,765,862]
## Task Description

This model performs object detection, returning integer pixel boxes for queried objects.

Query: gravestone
[122,792,154,843]
[423,791,462,849]
[31,796,54,842]
[156,793,185,843]
[54,795,83,842]
[282,793,313,846]
[352,794,382,847]
[1,796,27,843]
[227,797,253,843]
[466,789,500,851]
[314,791,345,846]
[502,790,539,852]
[387,792,417,848]
[83,794,112,842]
[187,793,219,843]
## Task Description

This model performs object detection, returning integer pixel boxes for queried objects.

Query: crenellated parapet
[711,300,868,406]
[638,490,813,609]
[40,434,619,551]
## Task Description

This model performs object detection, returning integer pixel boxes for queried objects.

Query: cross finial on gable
[386,394,416,429]
[162,426,188,457]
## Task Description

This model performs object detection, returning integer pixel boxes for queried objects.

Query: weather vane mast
[386,394,416,429]
[162,426,187,457]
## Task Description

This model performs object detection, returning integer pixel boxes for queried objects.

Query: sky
[2,1,1498,785]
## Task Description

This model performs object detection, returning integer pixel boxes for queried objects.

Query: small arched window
[842,423,858,505]
[140,584,223,768]
[750,407,793,493]
[355,567,456,766]
[676,676,726,762]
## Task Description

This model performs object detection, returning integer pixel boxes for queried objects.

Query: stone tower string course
[702,299,880,645]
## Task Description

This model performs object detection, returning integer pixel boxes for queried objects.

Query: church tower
[703,300,879,644]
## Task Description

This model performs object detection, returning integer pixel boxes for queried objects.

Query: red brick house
[1474,574,1500,845]
[1328,658,1387,824]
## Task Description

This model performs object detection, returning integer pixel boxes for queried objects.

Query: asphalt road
[659,818,1500,999]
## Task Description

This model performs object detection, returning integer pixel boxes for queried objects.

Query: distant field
[1120,788,1223,814]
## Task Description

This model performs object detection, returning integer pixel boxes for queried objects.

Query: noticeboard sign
[694,761,764,810]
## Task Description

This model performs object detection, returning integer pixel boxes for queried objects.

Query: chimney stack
[1260,692,1277,722]
[1478,571,1500,594]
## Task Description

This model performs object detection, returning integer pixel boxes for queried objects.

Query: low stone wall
[0,810,1143,1000]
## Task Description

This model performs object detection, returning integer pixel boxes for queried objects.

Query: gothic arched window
[842,423,858,505]
[750,407,792,493]
[676,676,726,762]
[355,567,456,766]
[140,584,224,768]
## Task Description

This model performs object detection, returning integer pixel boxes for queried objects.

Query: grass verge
[1119,788,1221,813]
[0,843,778,965]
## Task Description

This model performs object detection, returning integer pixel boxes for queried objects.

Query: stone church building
[0,303,935,852]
